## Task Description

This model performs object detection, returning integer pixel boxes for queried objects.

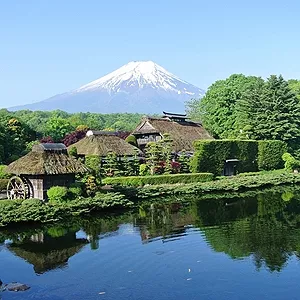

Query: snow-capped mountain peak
[10,61,205,114]
[75,61,197,94]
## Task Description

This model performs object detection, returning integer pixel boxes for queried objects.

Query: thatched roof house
[69,130,142,157]
[132,112,213,152]
[7,143,88,175]
[6,143,88,200]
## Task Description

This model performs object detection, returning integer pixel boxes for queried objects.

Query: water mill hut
[69,130,143,159]
[6,143,88,200]
[131,112,213,153]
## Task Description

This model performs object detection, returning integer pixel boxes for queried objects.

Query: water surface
[1,189,300,299]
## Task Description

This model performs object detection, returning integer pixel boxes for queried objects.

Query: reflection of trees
[198,191,300,272]
[80,213,134,250]
[136,202,197,243]
[2,189,300,273]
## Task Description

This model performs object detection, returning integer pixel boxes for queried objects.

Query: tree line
[187,75,300,156]
[0,109,143,164]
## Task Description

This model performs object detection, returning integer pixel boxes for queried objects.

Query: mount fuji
[10,61,205,114]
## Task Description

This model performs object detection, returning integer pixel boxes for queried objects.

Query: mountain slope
[10,61,205,114]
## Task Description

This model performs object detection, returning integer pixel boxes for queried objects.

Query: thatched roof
[6,143,88,175]
[132,116,213,152]
[69,132,142,156]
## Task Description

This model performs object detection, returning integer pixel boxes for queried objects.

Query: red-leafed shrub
[171,161,181,173]
[62,130,87,147]
[40,136,54,143]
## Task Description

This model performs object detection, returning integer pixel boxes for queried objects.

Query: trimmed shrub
[68,186,83,199]
[191,140,258,175]
[102,173,214,187]
[47,186,68,203]
[0,179,9,191]
[258,140,287,171]
[191,139,286,175]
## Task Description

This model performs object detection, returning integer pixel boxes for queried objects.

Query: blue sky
[1,0,300,108]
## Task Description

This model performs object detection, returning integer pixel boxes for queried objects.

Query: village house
[6,143,88,200]
[69,130,143,159]
[131,112,213,153]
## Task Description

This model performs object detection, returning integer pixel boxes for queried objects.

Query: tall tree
[187,74,264,138]
[237,75,300,150]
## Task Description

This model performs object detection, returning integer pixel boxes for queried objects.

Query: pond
[1,188,300,299]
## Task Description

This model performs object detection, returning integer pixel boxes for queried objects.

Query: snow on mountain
[10,61,205,114]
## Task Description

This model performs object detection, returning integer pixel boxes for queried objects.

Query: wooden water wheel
[7,176,32,200]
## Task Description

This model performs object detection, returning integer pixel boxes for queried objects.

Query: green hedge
[0,192,134,227]
[0,179,8,191]
[191,139,286,175]
[102,173,214,187]
[258,140,287,171]
[191,140,258,175]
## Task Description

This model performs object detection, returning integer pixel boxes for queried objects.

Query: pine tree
[145,142,163,175]
[104,152,120,176]
[159,134,173,174]
[237,75,300,151]
[178,149,191,173]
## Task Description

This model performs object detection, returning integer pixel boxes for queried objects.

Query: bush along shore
[1,171,300,227]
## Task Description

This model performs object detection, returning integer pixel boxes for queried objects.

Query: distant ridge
[10,61,205,114]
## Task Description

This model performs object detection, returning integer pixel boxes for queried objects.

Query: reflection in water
[8,230,88,274]
[2,188,300,275]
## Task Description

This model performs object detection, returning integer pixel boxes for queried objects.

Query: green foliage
[191,139,285,175]
[288,79,300,101]
[177,150,191,173]
[102,173,214,187]
[25,140,40,152]
[68,146,78,157]
[0,193,134,227]
[125,135,138,147]
[121,155,140,176]
[145,142,163,175]
[0,113,37,164]
[84,175,98,196]
[144,134,174,175]
[258,140,287,171]
[187,74,264,138]
[237,75,300,149]
[45,115,73,142]
[104,152,120,176]
[68,183,83,199]
[191,140,258,175]
[282,152,300,172]
[0,179,9,191]
[47,186,68,203]
[136,172,300,199]
[139,164,149,176]
[85,155,101,177]
[281,191,294,202]
[0,165,10,179]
